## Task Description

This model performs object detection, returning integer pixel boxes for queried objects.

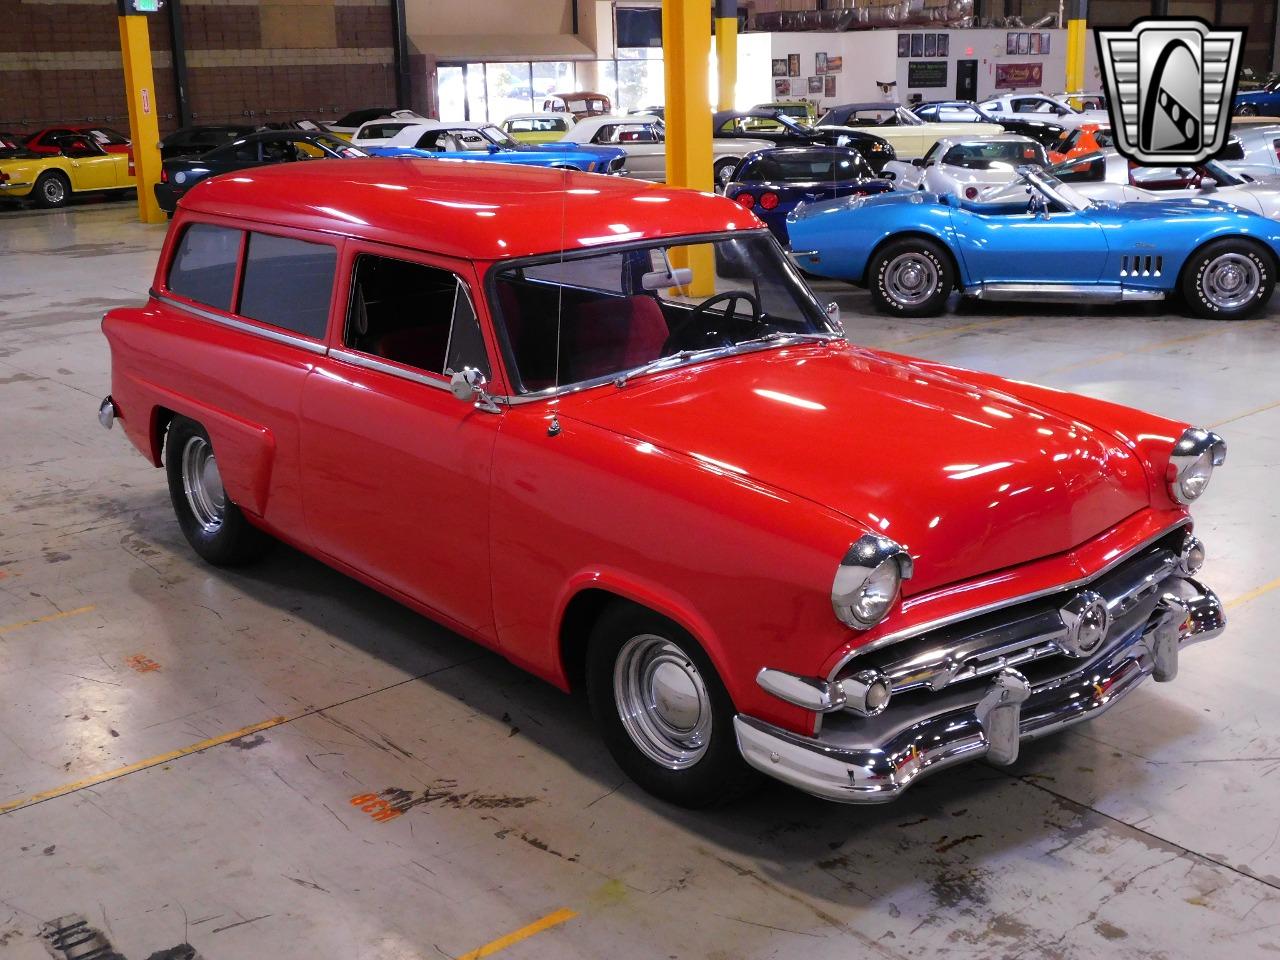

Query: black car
[155,130,367,215]
[158,124,256,161]
[711,110,896,172]
[912,100,1067,151]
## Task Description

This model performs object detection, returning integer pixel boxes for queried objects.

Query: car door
[300,243,502,636]
[950,197,1111,284]
[59,138,117,190]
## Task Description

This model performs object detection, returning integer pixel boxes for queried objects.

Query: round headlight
[832,534,913,630]
[1169,427,1226,504]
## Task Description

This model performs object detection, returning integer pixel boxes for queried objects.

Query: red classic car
[24,124,133,156]
[100,160,1227,806]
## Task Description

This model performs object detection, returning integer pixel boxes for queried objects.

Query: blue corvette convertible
[787,166,1280,320]
[1234,79,1280,117]
[365,120,626,174]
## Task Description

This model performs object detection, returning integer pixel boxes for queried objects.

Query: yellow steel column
[663,0,715,294]
[714,1,738,112]
[118,12,166,223]
[1065,1,1088,94]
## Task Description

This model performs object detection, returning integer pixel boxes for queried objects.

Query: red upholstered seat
[566,295,669,382]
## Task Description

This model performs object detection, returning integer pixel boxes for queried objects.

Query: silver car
[882,135,1048,199]
[1216,123,1280,181]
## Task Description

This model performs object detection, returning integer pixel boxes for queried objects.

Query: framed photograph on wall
[788,53,800,77]
[937,34,949,57]
[898,34,910,58]
[816,52,827,75]
[1007,32,1017,55]
[1040,33,1051,54]
[808,76,823,94]
[827,54,842,73]
[1017,33,1029,55]
[1030,33,1040,55]
[911,33,924,57]
[774,77,790,96]
[923,34,936,57]
[824,75,836,97]
[772,58,788,77]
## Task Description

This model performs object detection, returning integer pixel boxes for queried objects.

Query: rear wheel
[867,237,954,317]
[33,171,70,209]
[586,603,762,807]
[713,158,738,190]
[1179,239,1274,320]
[165,416,272,565]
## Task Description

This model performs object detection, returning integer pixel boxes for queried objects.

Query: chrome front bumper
[734,578,1224,803]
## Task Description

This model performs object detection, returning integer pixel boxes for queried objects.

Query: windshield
[1202,160,1244,186]
[1026,169,1093,211]
[491,234,834,394]
[740,150,871,183]
[479,125,521,149]
[942,140,1047,170]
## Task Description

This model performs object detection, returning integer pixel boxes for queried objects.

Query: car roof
[181,159,755,261]
[933,134,1040,150]
[830,102,900,111]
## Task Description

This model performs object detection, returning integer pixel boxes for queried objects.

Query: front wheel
[1237,104,1259,117]
[33,172,70,209]
[586,603,762,807]
[165,416,272,565]
[867,237,954,317]
[1179,240,1274,320]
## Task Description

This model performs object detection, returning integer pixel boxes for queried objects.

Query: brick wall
[0,0,398,138]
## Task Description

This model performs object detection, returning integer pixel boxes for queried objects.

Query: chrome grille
[845,534,1183,697]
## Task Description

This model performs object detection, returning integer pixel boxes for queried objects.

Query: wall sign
[995,62,1044,89]
[907,60,949,88]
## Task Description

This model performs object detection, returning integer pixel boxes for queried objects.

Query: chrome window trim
[154,292,328,355]
[825,517,1192,681]
[329,347,451,391]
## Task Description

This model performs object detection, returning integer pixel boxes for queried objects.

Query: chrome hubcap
[716,164,733,186]
[613,634,712,769]
[884,252,939,306]
[181,436,226,533]
[1203,253,1261,310]
[43,178,65,203]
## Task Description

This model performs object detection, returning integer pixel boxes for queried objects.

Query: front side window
[239,232,337,339]
[345,255,489,379]
[492,234,832,393]
[167,223,243,312]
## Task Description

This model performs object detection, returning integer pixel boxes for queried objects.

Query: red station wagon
[101,159,1227,806]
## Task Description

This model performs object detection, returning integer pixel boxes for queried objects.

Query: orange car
[1048,123,1114,163]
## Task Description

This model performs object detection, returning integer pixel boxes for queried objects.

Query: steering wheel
[666,291,763,351]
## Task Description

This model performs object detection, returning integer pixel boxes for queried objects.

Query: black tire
[33,171,71,209]
[1237,105,1258,117]
[713,158,738,191]
[1179,239,1274,320]
[867,236,954,317]
[165,416,272,566]
[586,602,762,808]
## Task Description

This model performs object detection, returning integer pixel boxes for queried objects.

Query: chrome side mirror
[449,368,500,413]
[826,301,843,332]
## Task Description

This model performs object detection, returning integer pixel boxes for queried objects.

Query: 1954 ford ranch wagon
[100,159,1227,807]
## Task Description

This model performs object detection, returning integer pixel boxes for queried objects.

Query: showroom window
[166,223,243,313]
[345,254,489,379]
[238,233,337,340]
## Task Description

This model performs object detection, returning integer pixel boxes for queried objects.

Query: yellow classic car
[0,134,135,208]
[747,99,818,128]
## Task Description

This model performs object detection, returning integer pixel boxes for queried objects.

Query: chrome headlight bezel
[832,534,913,630]
[1168,427,1227,504]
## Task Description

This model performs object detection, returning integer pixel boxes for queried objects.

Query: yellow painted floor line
[456,908,579,960]
[1211,397,1280,429]
[1038,328,1231,376]
[0,715,290,816]
[881,316,1012,346]
[1227,576,1280,611]
[0,604,95,636]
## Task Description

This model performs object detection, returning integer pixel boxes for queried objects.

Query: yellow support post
[714,1,738,112]
[663,0,715,294]
[1065,1,1088,95]
[118,12,166,224]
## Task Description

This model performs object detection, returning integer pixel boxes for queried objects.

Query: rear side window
[239,233,336,339]
[345,254,490,378]
[167,223,243,312]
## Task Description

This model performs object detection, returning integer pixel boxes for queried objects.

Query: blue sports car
[723,146,894,243]
[1234,79,1280,117]
[366,121,627,174]
[787,166,1280,320]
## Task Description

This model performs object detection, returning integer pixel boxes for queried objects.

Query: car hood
[558,343,1151,595]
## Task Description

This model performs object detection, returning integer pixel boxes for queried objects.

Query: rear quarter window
[238,233,337,340]
[167,223,243,312]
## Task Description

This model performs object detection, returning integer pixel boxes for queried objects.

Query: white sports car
[882,135,1048,199]
[816,102,1003,160]
[978,93,1109,130]
[559,114,771,184]
[983,150,1280,219]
